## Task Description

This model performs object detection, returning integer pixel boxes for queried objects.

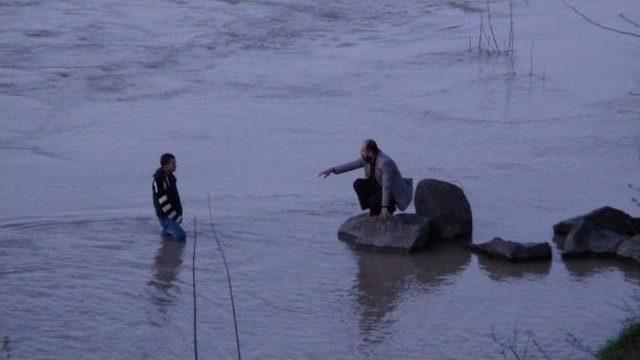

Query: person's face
[166,158,177,172]
[360,143,374,162]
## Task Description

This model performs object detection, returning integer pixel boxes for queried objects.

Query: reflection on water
[352,245,471,344]
[477,256,551,282]
[148,238,186,312]
[563,258,640,283]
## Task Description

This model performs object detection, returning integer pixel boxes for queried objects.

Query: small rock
[471,237,551,261]
[617,235,640,264]
[337,213,429,252]
[414,179,472,241]
[559,220,625,257]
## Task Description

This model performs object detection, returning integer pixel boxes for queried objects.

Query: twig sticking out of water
[192,217,199,360]
[619,13,640,29]
[486,1,502,55]
[478,14,484,51]
[561,0,640,38]
[471,0,515,60]
[508,0,514,53]
[529,41,535,77]
[207,195,242,360]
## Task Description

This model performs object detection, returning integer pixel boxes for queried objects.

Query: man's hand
[380,207,391,219]
[318,168,332,179]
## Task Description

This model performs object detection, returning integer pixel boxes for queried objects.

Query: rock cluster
[337,177,639,267]
[337,178,472,251]
[552,206,640,263]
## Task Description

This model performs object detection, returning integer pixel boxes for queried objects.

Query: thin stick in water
[562,0,640,38]
[619,13,640,29]
[486,0,502,54]
[529,41,535,76]
[192,217,199,360]
[207,195,242,360]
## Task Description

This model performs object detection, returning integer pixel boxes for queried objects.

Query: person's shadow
[147,237,186,315]
[351,244,471,345]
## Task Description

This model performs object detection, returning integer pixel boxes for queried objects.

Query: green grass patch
[599,323,640,360]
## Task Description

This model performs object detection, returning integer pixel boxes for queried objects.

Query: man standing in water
[152,153,186,240]
[318,139,412,219]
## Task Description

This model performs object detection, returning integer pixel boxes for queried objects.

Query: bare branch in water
[619,13,640,29]
[192,217,198,360]
[562,0,640,38]
[207,195,242,360]
[486,1,502,54]
[529,41,535,76]
[565,332,599,359]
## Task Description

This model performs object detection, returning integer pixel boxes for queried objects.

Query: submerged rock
[414,178,472,241]
[337,213,429,252]
[471,237,551,261]
[617,235,640,264]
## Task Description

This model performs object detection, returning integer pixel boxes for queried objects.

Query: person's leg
[387,197,397,214]
[160,221,170,237]
[367,189,383,216]
[161,219,187,241]
[353,179,384,216]
[353,178,375,211]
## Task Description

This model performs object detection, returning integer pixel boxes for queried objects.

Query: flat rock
[414,178,472,241]
[337,213,429,252]
[471,237,551,261]
[617,235,640,264]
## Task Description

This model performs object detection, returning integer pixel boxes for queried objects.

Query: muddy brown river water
[2,1,639,359]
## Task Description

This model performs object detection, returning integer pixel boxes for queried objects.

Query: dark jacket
[152,168,183,223]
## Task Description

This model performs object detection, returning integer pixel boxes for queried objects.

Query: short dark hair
[363,139,380,154]
[160,153,175,167]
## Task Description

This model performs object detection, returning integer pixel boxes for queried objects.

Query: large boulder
[617,235,640,264]
[632,217,640,236]
[337,213,429,252]
[471,237,551,262]
[558,220,625,257]
[414,179,472,241]
[552,207,638,259]
[553,206,636,237]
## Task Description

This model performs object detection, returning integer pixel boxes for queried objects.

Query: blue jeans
[160,219,187,240]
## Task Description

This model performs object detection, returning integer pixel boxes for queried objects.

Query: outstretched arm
[318,159,364,179]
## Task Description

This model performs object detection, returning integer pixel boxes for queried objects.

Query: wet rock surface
[337,213,430,252]
[553,207,639,262]
[471,237,552,262]
[414,178,472,241]
[617,235,640,263]
[553,206,637,238]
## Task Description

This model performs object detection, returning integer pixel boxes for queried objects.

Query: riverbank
[600,323,640,360]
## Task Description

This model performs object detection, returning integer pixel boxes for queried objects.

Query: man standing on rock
[152,153,186,240]
[319,139,412,219]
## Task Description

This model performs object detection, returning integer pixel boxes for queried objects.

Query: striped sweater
[152,168,183,223]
